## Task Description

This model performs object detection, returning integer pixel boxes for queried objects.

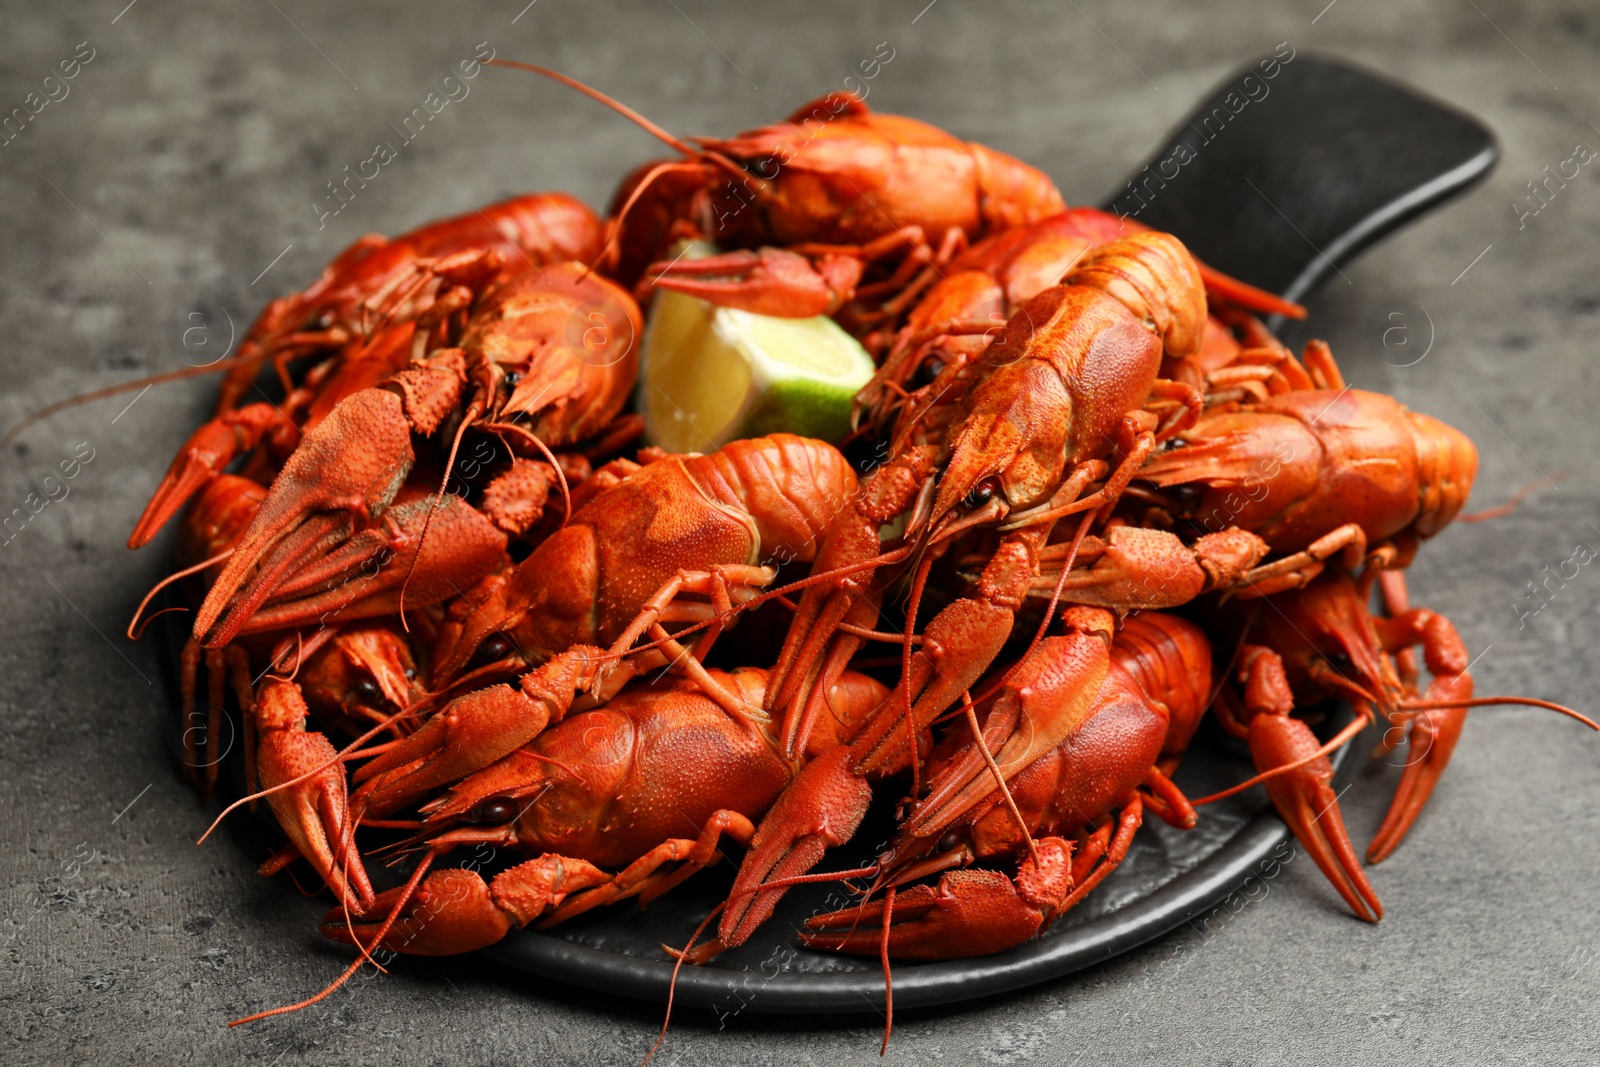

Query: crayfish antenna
[1366,687,1595,863]
[647,902,726,1067]
[0,354,267,449]
[510,426,573,528]
[485,59,764,279]
[590,160,702,279]
[1190,710,1372,807]
[1396,694,1597,729]
[879,886,896,1056]
[958,693,1042,869]
[397,401,481,624]
[1457,472,1562,523]
[126,549,232,640]
[229,851,436,1027]
[485,58,753,189]
[648,865,884,1064]
[487,59,699,156]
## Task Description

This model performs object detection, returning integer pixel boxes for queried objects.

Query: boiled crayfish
[12,63,1593,1054]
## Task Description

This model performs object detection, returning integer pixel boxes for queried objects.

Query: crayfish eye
[352,677,382,703]
[937,831,961,853]
[963,479,999,511]
[472,635,512,667]
[468,797,519,825]
[912,355,945,389]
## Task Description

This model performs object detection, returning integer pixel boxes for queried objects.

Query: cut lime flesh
[640,246,875,454]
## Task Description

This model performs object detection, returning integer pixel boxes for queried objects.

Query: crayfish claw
[802,839,1073,960]
[253,678,374,907]
[194,389,417,648]
[130,403,293,550]
[646,247,861,318]
[662,938,728,965]
[321,868,510,957]
[323,857,610,957]
[1248,710,1383,922]
[1367,672,1471,864]
[353,648,600,817]
[719,747,873,950]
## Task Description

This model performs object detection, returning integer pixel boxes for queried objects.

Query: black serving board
[1107,52,1497,316]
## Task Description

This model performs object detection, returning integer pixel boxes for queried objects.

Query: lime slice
[640,243,876,453]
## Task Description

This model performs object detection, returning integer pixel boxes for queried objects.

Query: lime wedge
[640,244,876,453]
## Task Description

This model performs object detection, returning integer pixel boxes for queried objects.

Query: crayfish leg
[541,809,758,926]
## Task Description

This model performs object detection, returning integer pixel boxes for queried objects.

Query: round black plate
[476,711,1353,1014]
[157,598,1351,1017]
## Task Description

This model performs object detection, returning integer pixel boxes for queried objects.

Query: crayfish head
[926,284,1165,547]
[416,748,556,830]
[1262,569,1404,716]
[460,262,642,444]
[432,522,600,687]
[927,358,1073,536]
[299,624,423,726]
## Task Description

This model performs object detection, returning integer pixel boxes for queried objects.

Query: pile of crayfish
[37,62,1593,1040]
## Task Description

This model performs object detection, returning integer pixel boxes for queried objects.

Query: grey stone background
[2,1,1597,1064]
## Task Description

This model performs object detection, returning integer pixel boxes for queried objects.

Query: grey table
[2,1,1597,1064]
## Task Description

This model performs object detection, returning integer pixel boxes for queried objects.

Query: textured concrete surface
[2,1,1598,1064]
